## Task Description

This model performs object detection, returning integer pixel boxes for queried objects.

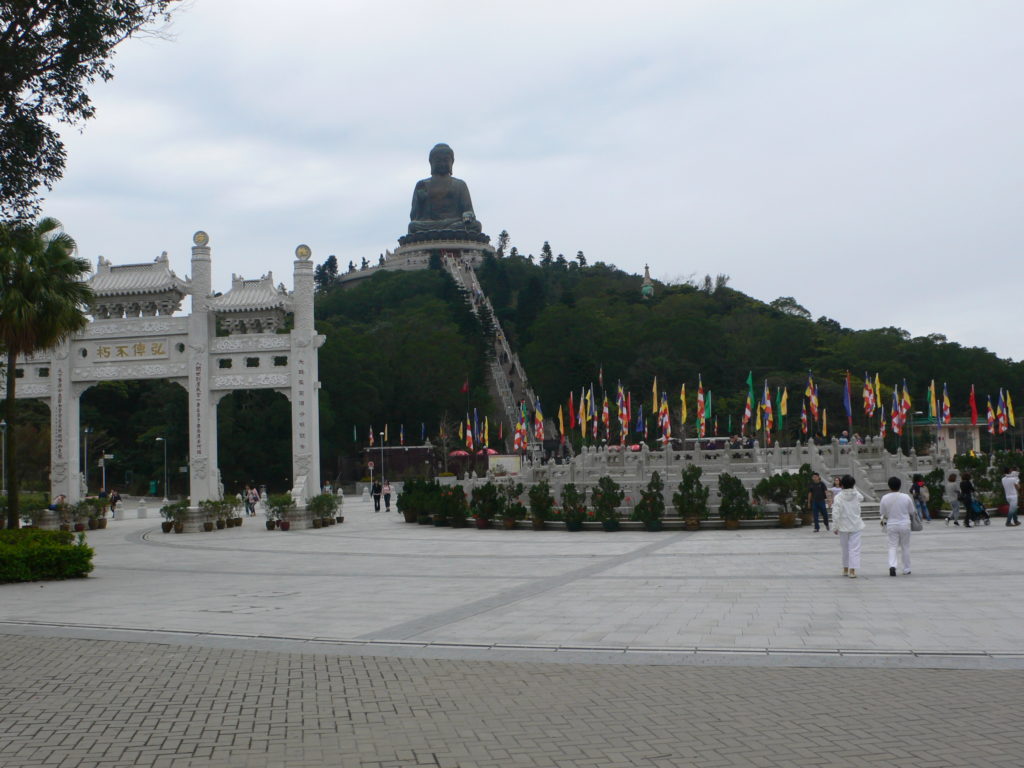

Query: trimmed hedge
[0,529,94,583]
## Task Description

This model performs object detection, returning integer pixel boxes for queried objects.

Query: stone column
[187,231,218,509]
[49,340,81,503]
[289,245,321,505]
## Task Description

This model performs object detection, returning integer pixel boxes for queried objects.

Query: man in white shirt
[880,476,915,576]
[1001,467,1020,527]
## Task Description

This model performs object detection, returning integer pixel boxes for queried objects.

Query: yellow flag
[874,373,882,409]
[484,417,489,447]
[558,405,565,437]
[1008,392,1016,427]
[822,408,828,437]
[458,422,463,440]
[652,376,658,411]
[680,383,687,423]
[756,403,762,431]
[780,387,788,416]
[384,424,388,442]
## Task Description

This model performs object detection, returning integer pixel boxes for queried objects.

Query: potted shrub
[528,480,554,530]
[718,472,754,529]
[397,477,428,523]
[307,493,338,528]
[264,505,279,530]
[268,493,295,530]
[158,501,175,533]
[470,482,503,529]
[560,483,587,531]
[792,463,815,526]
[753,473,797,528]
[673,465,708,531]
[499,482,526,529]
[632,472,666,531]
[592,475,624,531]
[444,485,469,528]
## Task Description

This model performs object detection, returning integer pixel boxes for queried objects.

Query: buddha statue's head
[429,143,455,176]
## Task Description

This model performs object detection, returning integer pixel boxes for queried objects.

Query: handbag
[910,509,923,532]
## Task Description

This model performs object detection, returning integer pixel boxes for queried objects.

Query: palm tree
[0,218,92,528]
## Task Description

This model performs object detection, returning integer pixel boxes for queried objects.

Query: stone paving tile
[1,634,1023,768]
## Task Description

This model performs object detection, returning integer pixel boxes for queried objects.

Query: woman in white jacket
[831,474,865,578]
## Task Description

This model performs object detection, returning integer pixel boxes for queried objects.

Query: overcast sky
[42,1,1024,361]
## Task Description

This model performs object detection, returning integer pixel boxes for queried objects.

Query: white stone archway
[2,232,323,528]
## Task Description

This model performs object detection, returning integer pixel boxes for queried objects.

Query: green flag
[775,387,783,429]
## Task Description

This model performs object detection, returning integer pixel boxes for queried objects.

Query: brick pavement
[1,633,1022,768]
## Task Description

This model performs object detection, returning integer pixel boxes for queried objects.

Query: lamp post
[0,419,6,496]
[155,437,168,502]
[82,426,93,495]
[379,431,385,482]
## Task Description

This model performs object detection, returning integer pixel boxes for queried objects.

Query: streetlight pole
[0,419,6,496]
[155,437,168,502]
[379,431,385,482]
[83,426,93,495]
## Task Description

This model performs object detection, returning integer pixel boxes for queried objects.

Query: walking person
[880,476,915,576]
[944,472,961,526]
[1001,467,1020,526]
[960,472,989,527]
[831,475,865,578]
[382,480,393,512]
[371,479,382,512]
[910,474,932,521]
[807,472,830,532]
[247,485,260,516]
[109,488,121,519]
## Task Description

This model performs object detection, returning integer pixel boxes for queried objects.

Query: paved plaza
[2,496,1023,767]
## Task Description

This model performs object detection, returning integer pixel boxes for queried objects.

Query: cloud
[41,0,1024,359]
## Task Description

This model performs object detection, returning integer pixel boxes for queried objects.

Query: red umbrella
[476,448,498,455]
[449,450,469,456]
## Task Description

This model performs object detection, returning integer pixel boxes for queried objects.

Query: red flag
[460,377,469,394]
[969,385,978,426]
[568,392,576,429]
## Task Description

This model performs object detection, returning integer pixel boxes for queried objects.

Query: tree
[495,230,509,258]
[1,218,92,527]
[540,241,553,266]
[1,2,178,218]
[313,254,339,292]
[769,296,811,320]
[576,251,586,267]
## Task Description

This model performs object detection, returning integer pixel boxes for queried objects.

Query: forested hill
[314,253,1024,451]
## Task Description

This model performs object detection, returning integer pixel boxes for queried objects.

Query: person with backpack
[960,472,989,527]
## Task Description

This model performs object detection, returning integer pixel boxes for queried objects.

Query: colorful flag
[636,404,646,440]
[625,392,633,438]
[842,372,853,427]
[602,394,610,438]
[997,391,1008,434]
[742,392,753,434]
[863,373,875,416]
[696,375,705,426]
[762,380,774,431]
[464,415,473,449]
[534,400,545,440]
[879,404,887,438]
[400,424,405,446]
[900,381,912,424]
[598,365,604,390]
[369,426,375,446]
[941,383,952,424]
[800,399,808,435]
[659,392,671,443]
[986,395,996,434]
[891,390,902,435]
[969,385,978,426]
